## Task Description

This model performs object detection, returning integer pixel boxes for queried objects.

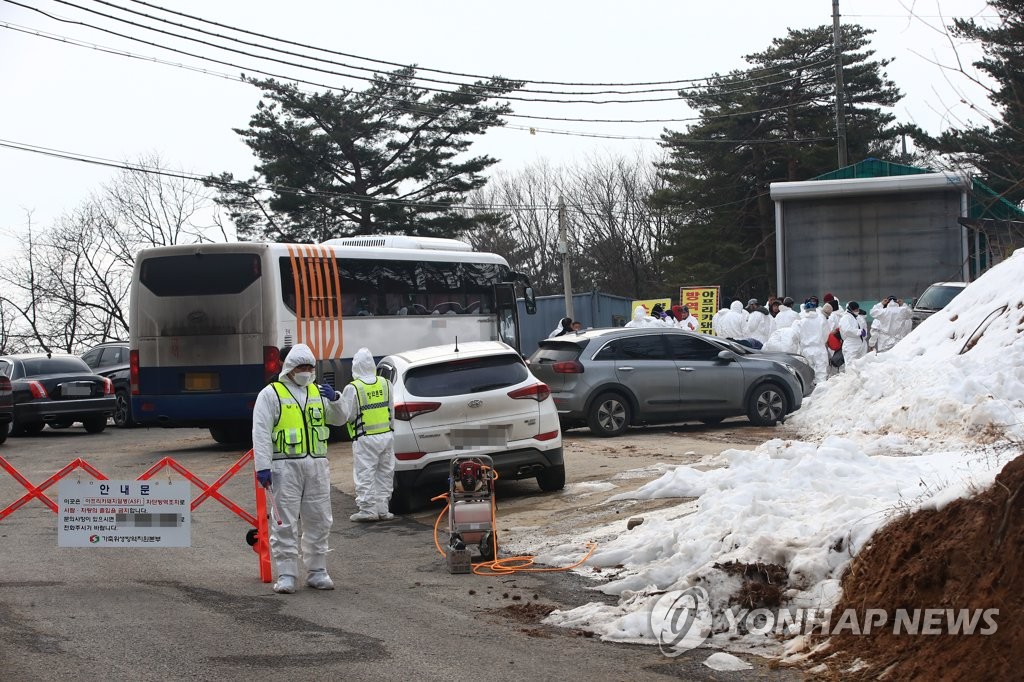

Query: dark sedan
[0,372,11,444]
[0,354,116,435]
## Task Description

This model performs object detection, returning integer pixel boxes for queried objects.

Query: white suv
[376,341,564,512]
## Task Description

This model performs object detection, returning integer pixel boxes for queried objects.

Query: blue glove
[318,383,339,401]
[256,469,272,488]
[860,329,867,339]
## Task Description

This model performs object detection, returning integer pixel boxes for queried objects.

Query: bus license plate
[184,373,219,391]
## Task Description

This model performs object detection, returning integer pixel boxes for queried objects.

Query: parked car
[0,354,116,435]
[80,341,133,427]
[375,341,564,513]
[911,282,967,329]
[527,327,810,437]
[0,372,11,444]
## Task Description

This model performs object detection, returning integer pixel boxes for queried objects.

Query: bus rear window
[141,254,261,296]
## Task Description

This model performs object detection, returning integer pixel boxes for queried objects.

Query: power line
[0,18,837,125]
[123,0,831,89]
[85,0,834,98]
[0,137,780,219]
[33,0,831,106]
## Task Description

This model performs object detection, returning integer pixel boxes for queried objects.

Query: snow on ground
[536,249,1024,654]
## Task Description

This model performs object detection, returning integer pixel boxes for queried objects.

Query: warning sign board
[57,479,191,548]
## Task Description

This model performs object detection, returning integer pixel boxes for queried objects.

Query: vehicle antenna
[454,336,459,353]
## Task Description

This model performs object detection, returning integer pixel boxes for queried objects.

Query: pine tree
[209,68,523,242]
[653,25,901,298]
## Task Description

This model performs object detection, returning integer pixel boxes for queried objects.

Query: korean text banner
[679,286,720,334]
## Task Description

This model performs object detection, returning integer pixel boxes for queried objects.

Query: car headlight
[778,362,799,378]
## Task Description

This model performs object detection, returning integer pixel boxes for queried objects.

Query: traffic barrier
[0,449,271,583]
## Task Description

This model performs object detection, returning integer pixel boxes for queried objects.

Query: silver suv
[527,328,810,437]
[376,341,564,512]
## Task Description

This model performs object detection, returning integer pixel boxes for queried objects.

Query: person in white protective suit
[791,301,830,385]
[763,323,799,354]
[715,300,748,339]
[548,317,573,337]
[624,305,654,328]
[743,298,776,346]
[869,297,913,353]
[838,301,869,366]
[774,297,799,329]
[335,348,395,523]
[252,343,346,594]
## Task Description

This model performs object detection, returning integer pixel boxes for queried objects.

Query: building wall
[516,291,633,356]
[779,190,965,302]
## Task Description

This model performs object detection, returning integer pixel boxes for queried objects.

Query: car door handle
[619,366,634,371]
[678,367,694,372]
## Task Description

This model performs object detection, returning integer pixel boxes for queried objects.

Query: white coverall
[839,310,869,365]
[869,300,912,352]
[715,301,749,339]
[624,305,654,328]
[763,326,799,354]
[339,348,396,517]
[792,308,829,385]
[744,308,775,345]
[774,304,799,330]
[252,344,346,580]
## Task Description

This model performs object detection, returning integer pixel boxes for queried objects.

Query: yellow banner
[679,286,720,334]
[630,298,672,318]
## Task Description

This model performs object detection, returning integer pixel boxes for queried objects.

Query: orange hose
[431,471,598,576]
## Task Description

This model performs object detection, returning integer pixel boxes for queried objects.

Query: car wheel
[536,465,566,492]
[0,422,8,444]
[587,392,631,437]
[388,490,416,515]
[479,531,496,561]
[747,382,788,426]
[113,389,134,428]
[49,420,74,429]
[83,416,107,434]
[209,423,253,446]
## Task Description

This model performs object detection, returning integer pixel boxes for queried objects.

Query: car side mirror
[717,350,737,362]
[523,286,537,315]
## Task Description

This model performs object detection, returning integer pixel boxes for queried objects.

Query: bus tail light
[264,346,282,383]
[507,383,551,401]
[394,402,441,420]
[130,349,140,395]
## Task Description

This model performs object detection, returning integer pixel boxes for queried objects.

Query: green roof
[812,158,932,180]
[969,178,1024,220]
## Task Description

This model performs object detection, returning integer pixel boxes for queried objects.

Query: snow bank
[539,249,1024,653]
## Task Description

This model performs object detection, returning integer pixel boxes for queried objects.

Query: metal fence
[516,291,634,356]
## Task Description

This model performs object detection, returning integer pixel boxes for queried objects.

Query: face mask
[292,371,315,387]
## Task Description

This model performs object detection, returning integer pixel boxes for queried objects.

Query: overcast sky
[0,0,995,253]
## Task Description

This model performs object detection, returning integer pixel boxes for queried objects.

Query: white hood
[352,347,377,383]
[279,343,316,383]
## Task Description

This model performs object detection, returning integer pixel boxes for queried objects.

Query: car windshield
[915,285,964,310]
[21,357,91,376]
[404,354,529,397]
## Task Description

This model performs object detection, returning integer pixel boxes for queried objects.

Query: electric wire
[86,0,835,98]
[27,0,835,107]
[0,17,838,126]
[123,0,834,89]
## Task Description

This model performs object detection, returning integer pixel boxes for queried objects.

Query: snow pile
[539,249,1024,653]
[790,249,1024,446]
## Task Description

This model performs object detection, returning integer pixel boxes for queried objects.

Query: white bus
[128,235,536,443]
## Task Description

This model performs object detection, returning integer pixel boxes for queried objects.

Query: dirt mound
[808,452,1024,680]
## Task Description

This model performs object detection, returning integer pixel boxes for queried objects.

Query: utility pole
[557,196,574,319]
[832,0,848,168]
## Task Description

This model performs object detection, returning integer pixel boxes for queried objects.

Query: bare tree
[0,155,227,353]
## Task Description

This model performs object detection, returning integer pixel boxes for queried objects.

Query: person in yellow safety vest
[252,343,346,595]
[328,347,395,522]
